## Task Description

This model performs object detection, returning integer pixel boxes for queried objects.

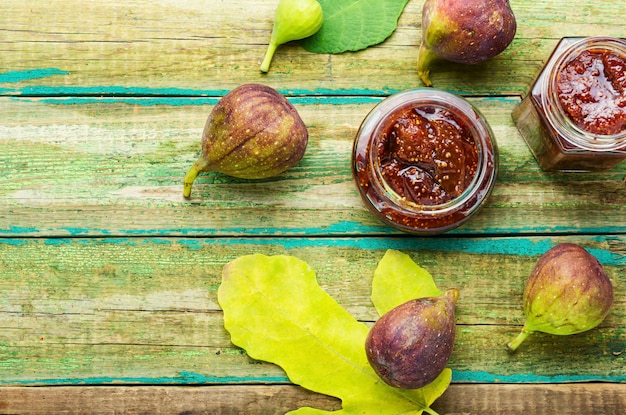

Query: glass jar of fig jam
[513,37,626,171]
[352,89,499,235]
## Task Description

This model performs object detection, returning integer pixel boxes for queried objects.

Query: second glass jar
[512,37,626,171]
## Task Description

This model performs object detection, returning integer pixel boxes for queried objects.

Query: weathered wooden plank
[1,320,623,386]
[2,97,626,237]
[1,236,623,385]
[1,1,624,413]
[0,384,624,415]
[1,1,625,95]
[0,385,341,415]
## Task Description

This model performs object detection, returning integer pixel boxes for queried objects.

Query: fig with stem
[366,288,459,389]
[507,243,614,353]
[418,0,517,86]
[260,0,323,73]
[183,84,308,198]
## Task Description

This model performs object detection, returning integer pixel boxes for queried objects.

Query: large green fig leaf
[371,250,443,316]
[218,254,451,415]
[300,0,411,54]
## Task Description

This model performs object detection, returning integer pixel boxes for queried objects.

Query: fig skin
[183,83,308,198]
[365,288,459,389]
[260,0,324,73]
[418,0,517,86]
[507,243,614,353]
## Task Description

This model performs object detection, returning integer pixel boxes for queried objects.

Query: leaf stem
[423,407,441,415]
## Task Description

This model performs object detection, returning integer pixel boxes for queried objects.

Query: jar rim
[355,88,498,226]
[542,36,626,150]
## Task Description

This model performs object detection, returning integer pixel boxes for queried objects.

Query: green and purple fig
[417,0,517,86]
[507,243,614,353]
[365,288,459,389]
[183,83,308,198]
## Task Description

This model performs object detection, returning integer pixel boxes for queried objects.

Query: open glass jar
[352,89,499,235]
[512,37,626,171]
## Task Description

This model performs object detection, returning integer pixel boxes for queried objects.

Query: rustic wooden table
[1,0,624,414]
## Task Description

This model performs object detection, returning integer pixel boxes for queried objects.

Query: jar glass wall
[352,89,499,235]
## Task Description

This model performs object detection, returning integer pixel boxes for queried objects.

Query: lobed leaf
[300,0,411,54]
[217,253,450,415]
[371,249,443,316]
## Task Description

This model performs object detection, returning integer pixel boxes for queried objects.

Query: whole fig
[507,243,614,353]
[417,0,517,86]
[183,83,308,198]
[260,0,324,73]
[365,288,459,389]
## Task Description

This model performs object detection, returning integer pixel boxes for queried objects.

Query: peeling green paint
[0,68,69,84]
[0,235,623,264]
[3,369,624,386]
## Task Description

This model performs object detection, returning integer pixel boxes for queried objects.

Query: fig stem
[260,41,278,73]
[423,407,441,415]
[417,43,438,87]
[506,327,532,353]
[183,157,211,199]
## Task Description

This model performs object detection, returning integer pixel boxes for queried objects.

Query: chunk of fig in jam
[379,106,478,206]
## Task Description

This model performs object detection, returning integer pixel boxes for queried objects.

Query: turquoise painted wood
[0,235,624,388]
[2,95,626,238]
[1,0,625,413]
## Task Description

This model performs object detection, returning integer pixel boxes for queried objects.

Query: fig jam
[513,37,626,171]
[353,89,498,235]
[556,49,626,136]
[377,106,479,205]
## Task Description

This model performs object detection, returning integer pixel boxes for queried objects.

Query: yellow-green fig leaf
[218,254,451,415]
[372,249,443,316]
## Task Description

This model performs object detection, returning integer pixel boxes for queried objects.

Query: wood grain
[1,0,625,413]
[1,1,625,95]
[0,384,624,415]
[2,97,625,237]
[1,236,623,385]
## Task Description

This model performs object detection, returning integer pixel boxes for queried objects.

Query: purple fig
[365,288,459,389]
[183,83,308,198]
[417,0,517,86]
[507,243,614,353]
